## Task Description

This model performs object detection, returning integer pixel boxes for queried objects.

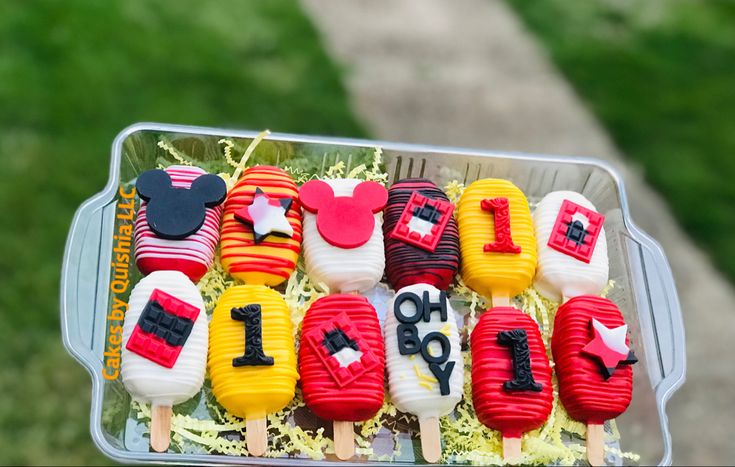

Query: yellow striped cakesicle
[457,179,537,300]
[208,285,298,420]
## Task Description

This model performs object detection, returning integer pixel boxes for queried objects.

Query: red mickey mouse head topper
[300,180,388,249]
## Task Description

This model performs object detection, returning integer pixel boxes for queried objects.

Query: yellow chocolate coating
[208,285,298,419]
[220,166,302,287]
[457,178,537,299]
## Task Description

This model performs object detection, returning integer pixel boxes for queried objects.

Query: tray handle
[627,229,686,396]
[60,192,117,373]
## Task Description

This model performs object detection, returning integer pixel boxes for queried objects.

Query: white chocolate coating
[384,284,464,420]
[302,178,385,293]
[121,270,208,407]
[533,191,609,301]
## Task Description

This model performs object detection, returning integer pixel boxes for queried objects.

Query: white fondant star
[591,318,630,355]
[332,347,363,368]
[235,189,293,243]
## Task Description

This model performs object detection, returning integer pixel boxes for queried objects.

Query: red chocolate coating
[299,294,386,422]
[383,179,460,290]
[552,296,634,424]
[471,306,553,438]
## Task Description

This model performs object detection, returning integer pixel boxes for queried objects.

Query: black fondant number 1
[231,304,274,367]
[497,329,542,392]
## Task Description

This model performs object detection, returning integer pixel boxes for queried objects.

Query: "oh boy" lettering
[394,291,455,395]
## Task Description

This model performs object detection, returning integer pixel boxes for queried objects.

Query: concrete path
[302,0,735,464]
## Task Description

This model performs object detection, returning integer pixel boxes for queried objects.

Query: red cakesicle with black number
[471,306,553,457]
[299,294,385,456]
[552,295,637,466]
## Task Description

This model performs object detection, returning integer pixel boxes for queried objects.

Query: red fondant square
[125,289,200,368]
[390,191,454,253]
[547,199,605,263]
[303,312,379,388]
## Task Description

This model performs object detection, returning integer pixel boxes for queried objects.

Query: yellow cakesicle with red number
[208,284,298,455]
[457,179,537,300]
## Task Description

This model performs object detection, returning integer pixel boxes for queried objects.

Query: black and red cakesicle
[383,178,460,291]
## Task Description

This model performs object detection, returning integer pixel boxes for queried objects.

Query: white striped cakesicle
[384,283,464,420]
[134,165,223,283]
[121,270,208,407]
[533,191,609,301]
[302,178,385,293]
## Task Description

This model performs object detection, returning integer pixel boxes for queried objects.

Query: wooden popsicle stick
[246,418,267,457]
[502,436,522,464]
[492,292,511,309]
[586,422,605,466]
[419,417,442,463]
[333,420,355,460]
[150,404,172,453]
[461,313,476,347]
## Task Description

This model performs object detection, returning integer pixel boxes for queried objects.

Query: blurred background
[1,0,733,464]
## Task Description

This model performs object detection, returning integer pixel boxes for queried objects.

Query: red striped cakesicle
[471,306,553,439]
[134,165,223,282]
[220,166,302,287]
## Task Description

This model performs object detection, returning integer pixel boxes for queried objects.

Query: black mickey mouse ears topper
[136,169,227,240]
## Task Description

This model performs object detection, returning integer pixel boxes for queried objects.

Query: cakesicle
[533,191,608,301]
[121,270,208,452]
[220,166,302,287]
[208,285,298,456]
[134,165,226,282]
[384,284,463,462]
[383,179,460,291]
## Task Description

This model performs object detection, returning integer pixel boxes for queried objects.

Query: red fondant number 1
[480,197,522,254]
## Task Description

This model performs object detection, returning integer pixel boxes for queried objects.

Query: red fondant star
[581,318,637,379]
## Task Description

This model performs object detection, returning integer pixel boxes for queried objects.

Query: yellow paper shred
[229,130,271,186]
[282,165,315,184]
[157,137,195,166]
[323,160,345,179]
[218,138,239,168]
[444,179,465,204]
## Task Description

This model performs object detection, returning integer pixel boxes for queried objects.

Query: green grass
[507,0,735,281]
[0,1,364,464]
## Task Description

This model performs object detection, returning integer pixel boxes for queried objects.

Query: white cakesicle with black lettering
[384,283,463,462]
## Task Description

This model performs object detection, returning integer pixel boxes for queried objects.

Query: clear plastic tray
[60,123,686,466]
